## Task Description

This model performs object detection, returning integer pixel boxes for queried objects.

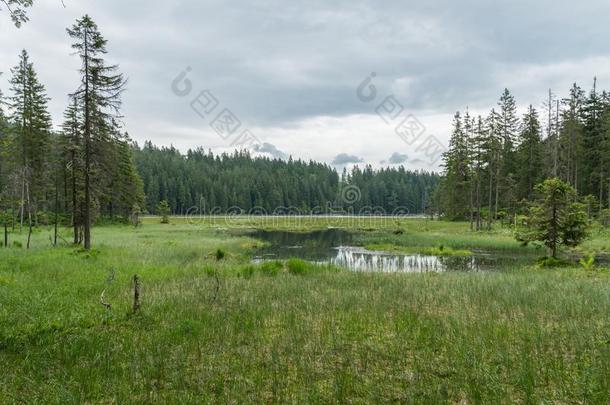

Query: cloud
[255,142,288,159]
[1,0,609,171]
[388,152,408,164]
[332,153,364,165]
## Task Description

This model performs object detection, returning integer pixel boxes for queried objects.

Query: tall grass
[1,222,609,402]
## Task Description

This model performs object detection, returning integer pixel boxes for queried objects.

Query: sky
[1,0,610,171]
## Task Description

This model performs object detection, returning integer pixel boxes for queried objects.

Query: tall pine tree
[67,15,126,249]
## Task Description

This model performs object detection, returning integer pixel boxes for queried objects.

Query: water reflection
[249,229,521,272]
[331,247,480,272]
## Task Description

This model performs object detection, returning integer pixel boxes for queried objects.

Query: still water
[250,229,522,272]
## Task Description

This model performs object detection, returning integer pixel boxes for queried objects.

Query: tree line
[133,142,440,215]
[437,84,610,228]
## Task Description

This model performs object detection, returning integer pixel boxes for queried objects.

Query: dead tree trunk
[132,275,141,313]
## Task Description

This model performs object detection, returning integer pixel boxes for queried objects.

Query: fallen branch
[100,289,111,310]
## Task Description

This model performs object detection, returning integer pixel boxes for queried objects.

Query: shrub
[215,249,225,261]
[260,260,282,276]
[287,258,308,275]
[578,256,596,271]
[536,256,571,268]
[157,200,171,224]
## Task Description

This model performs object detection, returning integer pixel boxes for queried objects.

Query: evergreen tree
[580,78,607,212]
[67,15,126,249]
[497,89,519,215]
[60,97,83,244]
[470,116,486,230]
[157,200,171,224]
[515,105,544,201]
[483,108,502,228]
[440,112,470,220]
[558,84,585,191]
[517,178,588,258]
[133,144,438,216]
[0,83,10,245]
[8,49,52,233]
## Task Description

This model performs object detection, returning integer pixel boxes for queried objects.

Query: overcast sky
[2,0,609,171]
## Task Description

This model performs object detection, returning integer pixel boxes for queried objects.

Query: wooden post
[132,275,141,313]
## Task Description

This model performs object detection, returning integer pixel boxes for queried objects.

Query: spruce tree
[558,84,585,191]
[440,112,470,220]
[8,50,52,232]
[483,108,502,228]
[67,15,126,249]
[515,105,544,201]
[497,89,519,215]
[60,97,83,244]
[517,178,588,258]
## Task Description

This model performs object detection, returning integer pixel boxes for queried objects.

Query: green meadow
[1,218,609,403]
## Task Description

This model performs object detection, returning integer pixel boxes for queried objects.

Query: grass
[365,243,473,256]
[1,218,610,402]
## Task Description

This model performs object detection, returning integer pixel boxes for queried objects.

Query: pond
[249,229,525,272]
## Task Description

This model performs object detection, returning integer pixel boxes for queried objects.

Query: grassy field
[1,218,610,403]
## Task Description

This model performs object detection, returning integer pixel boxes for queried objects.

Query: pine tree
[470,116,486,230]
[440,112,470,220]
[558,84,585,191]
[61,96,83,244]
[8,50,52,234]
[515,105,544,201]
[0,83,10,245]
[497,89,519,215]
[581,78,606,213]
[157,200,171,224]
[483,108,502,229]
[67,15,126,249]
[517,178,588,258]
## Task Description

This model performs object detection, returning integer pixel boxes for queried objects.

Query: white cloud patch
[332,153,364,165]
[388,152,408,164]
[255,142,288,159]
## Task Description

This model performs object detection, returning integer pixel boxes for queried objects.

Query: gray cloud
[255,142,287,160]
[1,0,609,169]
[332,153,364,165]
[388,152,408,164]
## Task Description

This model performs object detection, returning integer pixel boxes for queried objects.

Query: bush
[215,248,225,261]
[157,200,171,224]
[260,260,283,276]
[287,258,308,275]
[578,256,596,271]
[536,256,571,268]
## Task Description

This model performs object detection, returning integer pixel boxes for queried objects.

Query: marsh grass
[365,243,473,256]
[1,220,609,402]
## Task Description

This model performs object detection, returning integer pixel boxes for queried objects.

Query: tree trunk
[476,171,482,231]
[72,150,78,245]
[83,27,92,250]
[494,163,500,223]
[19,169,25,231]
[54,173,59,247]
[26,182,32,249]
[487,164,493,231]
[551,201,557,258]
